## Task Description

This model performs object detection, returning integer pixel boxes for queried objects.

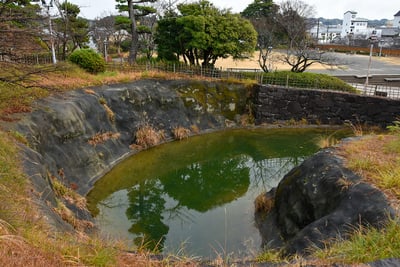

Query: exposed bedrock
[255,146,395,256]
[16,79,250,231]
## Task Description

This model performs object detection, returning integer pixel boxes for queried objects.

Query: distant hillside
[368,19,390,27]
[312,17,389,27]
[317,18,342,26]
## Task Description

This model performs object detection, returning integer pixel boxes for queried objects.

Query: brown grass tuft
[88,131,121,146]
[173,126,191,140]
[84,89,96,95]
[135,124,165,148]
[345,120,363,136]
[254,192,274,214]
[102,103,115,122]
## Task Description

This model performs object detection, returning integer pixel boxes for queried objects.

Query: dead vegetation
[88,131,121,146]
[173,126,191,140]
[254,192,275,214]
[134,124,165,149]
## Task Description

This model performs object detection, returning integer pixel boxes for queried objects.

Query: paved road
[308,52,400,76]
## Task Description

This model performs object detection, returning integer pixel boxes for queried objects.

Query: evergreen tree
[155,0,257,67]
[115,0,158,64]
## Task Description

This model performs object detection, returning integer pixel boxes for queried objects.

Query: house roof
[381,28,399,37]
[344,10,357,14]
[395,11,400,17]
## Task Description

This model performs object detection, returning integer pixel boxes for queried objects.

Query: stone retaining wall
[252,85,400,127]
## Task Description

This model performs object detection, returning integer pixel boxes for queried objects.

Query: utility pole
[364,43,373,90]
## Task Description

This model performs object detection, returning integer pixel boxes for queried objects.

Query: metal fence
[4,55,400,100]
[0,53,57,65]
[350,83,400,99]
[94,62,400,100]
[106,61,265,81]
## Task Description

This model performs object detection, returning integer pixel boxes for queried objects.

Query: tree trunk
[128,0,138,65]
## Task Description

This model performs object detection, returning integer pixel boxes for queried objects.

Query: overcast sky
[71,0,398,20]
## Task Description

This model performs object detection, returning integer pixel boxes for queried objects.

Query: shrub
[69,49,106,73]
[261,71,357,93]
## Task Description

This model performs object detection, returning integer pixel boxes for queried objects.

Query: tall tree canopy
[155,0,257,67]
[0,0,45,57]
[115,0,157,64]
[53,1,89,60]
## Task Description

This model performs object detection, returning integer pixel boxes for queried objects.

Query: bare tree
[242,0,281,72]
[91,15,117,57]
[282,39,342,72]
[138,15,158,60]
[278,0,315,49]
[275,0,339,73]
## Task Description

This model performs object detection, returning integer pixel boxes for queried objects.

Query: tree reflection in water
[88,128,350,256]
[126,179,169,250]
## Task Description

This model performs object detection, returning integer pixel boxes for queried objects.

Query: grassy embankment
[0,61,399,266]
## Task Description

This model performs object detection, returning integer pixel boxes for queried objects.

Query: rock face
[255,146,395,256]
[15,79,249,231]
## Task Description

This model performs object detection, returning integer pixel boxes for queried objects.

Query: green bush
[69,49,106,73]
[261,71,357,93]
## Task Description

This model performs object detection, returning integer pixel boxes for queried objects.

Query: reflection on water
[87,128,350,258]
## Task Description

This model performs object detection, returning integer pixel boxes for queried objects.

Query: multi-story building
[394,11,400,28]
[308,10,400,45]
[341,11,369,38]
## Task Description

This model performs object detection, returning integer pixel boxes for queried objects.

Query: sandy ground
[214,51,400,71]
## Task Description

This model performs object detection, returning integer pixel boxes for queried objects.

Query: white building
[394,11,400,28]
[341,11,369,38]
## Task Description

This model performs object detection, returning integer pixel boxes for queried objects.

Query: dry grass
[0,236,67,267]
[102,103,115,122]
[345,120,364,137]
[254,192,274,214]
[84,89,96,95]
[315,134,338,148]
[338,134,400,210]
[135,124,165,149]
[88,131,121,146]
[173,126,191,140]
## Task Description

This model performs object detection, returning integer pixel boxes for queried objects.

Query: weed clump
[173,126,191,140]
[134,124,165,149]
[254,192,274,214]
